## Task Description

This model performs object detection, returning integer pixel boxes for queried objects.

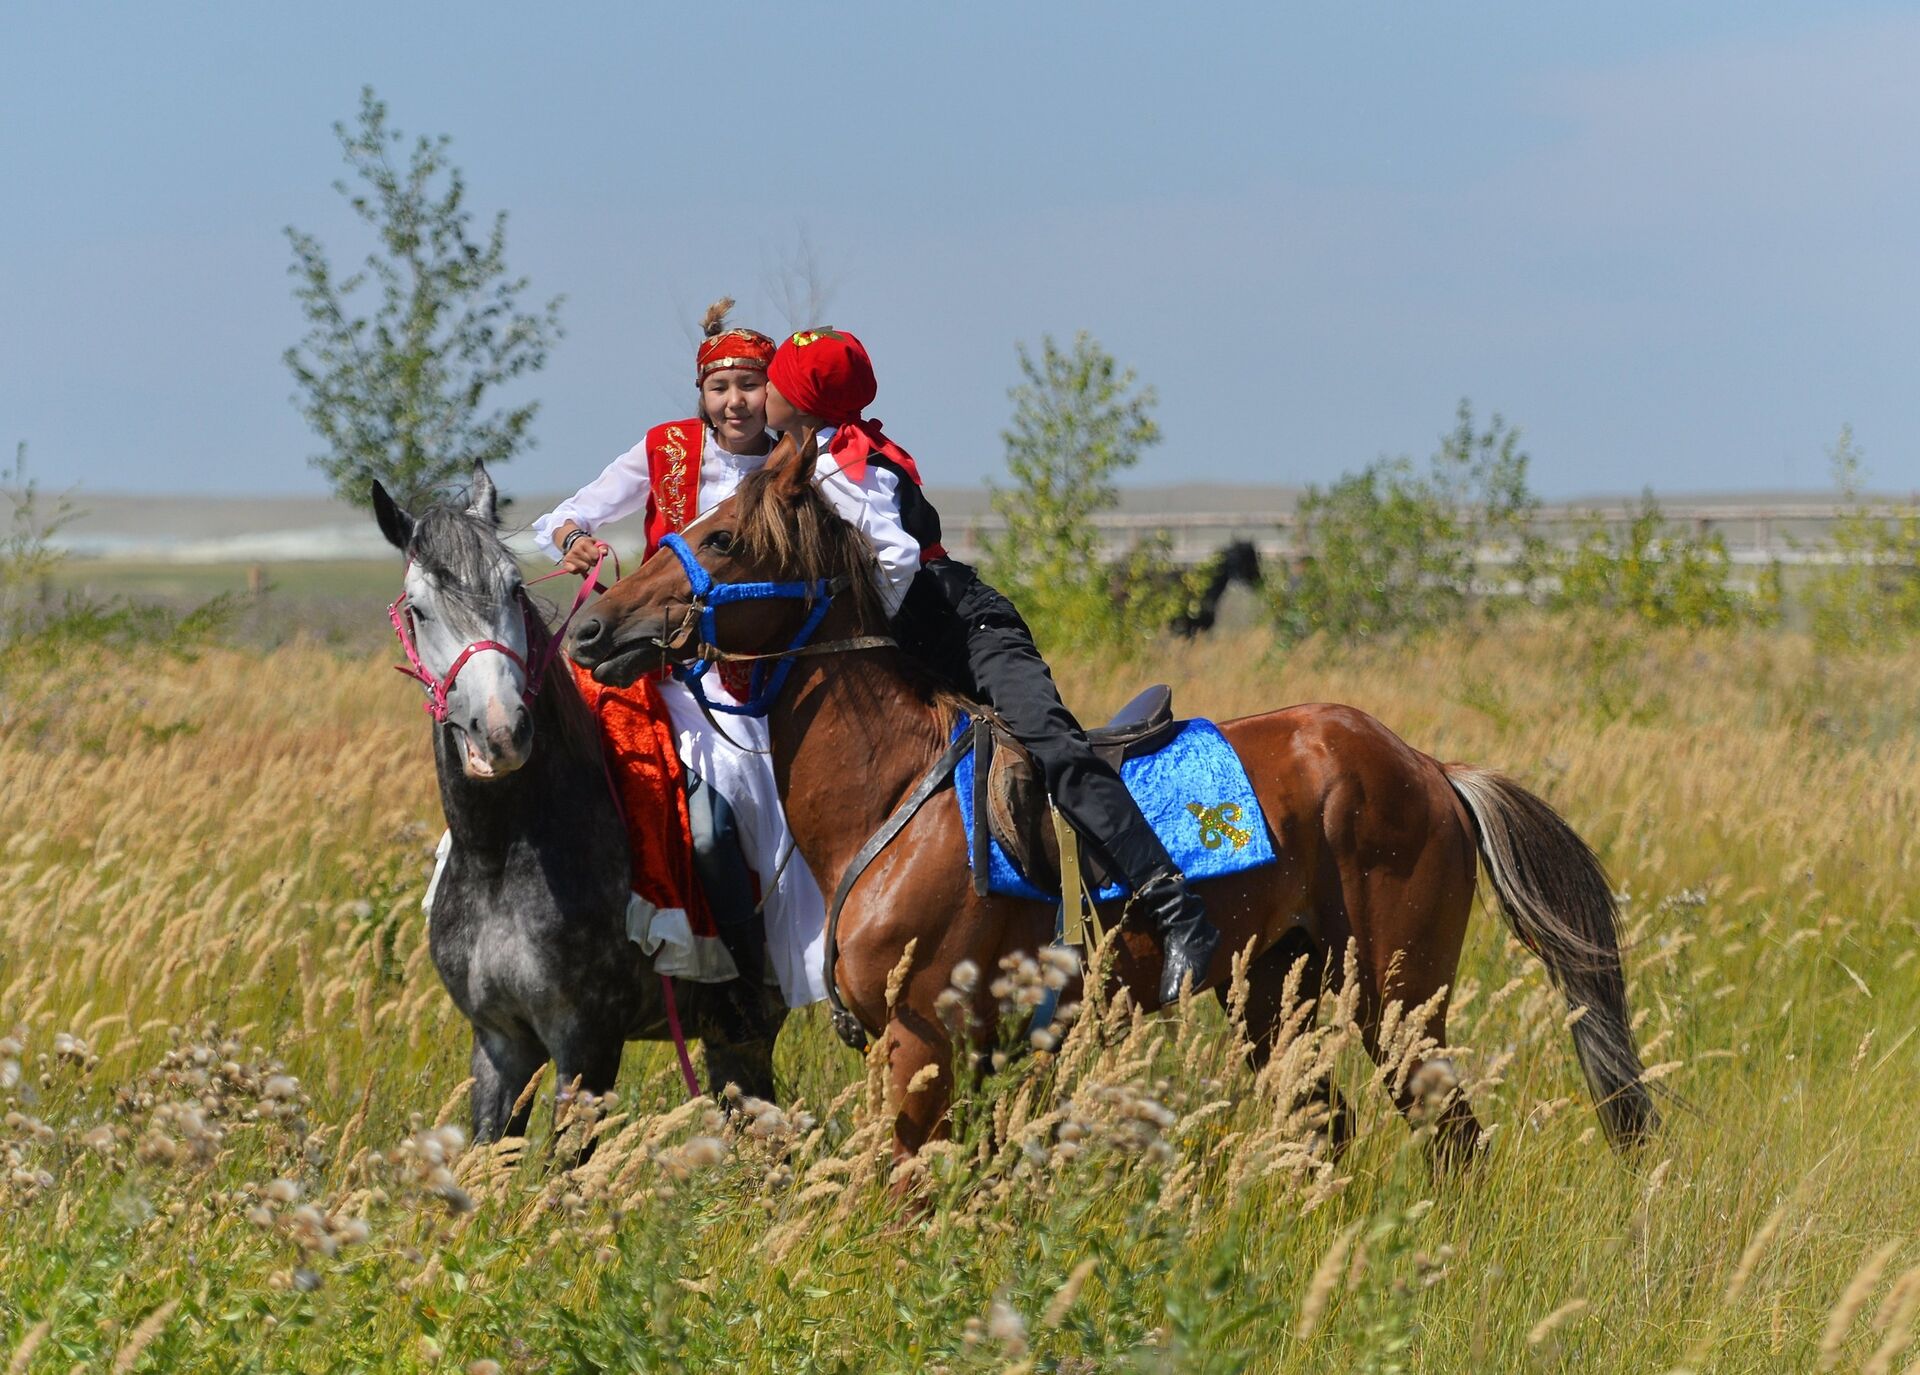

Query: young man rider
[761,326,1222,1007]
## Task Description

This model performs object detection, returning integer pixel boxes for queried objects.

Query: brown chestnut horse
[566,439,1655,1166]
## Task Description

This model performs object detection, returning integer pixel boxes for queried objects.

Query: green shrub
[1548,491,1773,630]
[1269,402,1539,644]
[1801,425,1920,652]
[1,445,230,684]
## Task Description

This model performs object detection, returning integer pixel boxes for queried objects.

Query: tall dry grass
[2,620,1917,1371]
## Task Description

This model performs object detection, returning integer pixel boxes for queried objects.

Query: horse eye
[702,530,736,554]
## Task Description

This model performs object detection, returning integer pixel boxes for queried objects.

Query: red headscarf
[696,326,775,380]
[767,327,923,482]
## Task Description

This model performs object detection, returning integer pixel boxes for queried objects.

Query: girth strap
[822,714,982,1050]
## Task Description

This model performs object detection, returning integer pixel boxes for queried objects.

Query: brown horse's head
[567,432,888,688]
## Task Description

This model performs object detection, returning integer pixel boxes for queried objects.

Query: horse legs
[470,1027,547,1143]
[884,1006,954,1174]
[536,1022,618,1156]
[705,1031,780,1103]
[1219,929,1354,1160]
[1335,853,1483,1169]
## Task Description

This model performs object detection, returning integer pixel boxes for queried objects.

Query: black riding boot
[1135,868,1222,1006]
[686,770,774,1045]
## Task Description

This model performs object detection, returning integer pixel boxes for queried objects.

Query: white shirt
[534,424,923,618]
[533,428,782,558]
[809,427,922,619]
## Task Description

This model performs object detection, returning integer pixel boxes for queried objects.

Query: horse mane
[733,463,892,633]
[732,460,977,721]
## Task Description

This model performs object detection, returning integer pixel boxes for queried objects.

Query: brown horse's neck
[762,608,955,885]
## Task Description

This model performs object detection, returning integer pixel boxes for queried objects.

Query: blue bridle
[657,531,843,716]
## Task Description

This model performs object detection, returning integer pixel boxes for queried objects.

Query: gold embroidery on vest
[658,425,693,531]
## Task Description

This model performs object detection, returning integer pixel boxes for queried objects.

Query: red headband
[697,327,775,380]
[767,327,876,426]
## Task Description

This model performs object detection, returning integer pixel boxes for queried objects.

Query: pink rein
[389,546,704,1102]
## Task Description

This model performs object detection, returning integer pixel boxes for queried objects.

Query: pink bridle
[387,547,617,722]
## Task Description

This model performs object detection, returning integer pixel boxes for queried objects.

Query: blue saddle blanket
[951,718,1277,903]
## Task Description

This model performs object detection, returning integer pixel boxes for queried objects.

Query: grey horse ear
[372,481,414,552]
[467,465,499,526]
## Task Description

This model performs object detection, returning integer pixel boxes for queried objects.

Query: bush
[1800,425,1920,653]
[1548,490,1775,630]
[1269,402,1539,644]
[1,445,229,687]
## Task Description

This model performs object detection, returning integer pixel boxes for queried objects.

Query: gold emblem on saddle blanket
[1186,801,1252,851]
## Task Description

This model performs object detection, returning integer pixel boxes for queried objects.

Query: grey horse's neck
[433,664,616,864]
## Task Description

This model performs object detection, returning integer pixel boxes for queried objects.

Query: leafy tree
[1270,402,1538,644]
[980,332,1189,653]
[284,88,563,507]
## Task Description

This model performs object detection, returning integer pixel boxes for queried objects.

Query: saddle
[974,684,1178,895]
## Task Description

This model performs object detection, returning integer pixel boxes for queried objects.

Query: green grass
[1,622,1917,1372]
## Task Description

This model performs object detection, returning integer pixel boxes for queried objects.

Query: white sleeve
[530,440,652,559]
[812,457,922,618]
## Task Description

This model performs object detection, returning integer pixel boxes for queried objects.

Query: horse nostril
[572,615,605,653]
[511,707,533,748]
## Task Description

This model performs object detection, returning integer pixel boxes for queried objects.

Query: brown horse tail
[1443,765,1658,1149]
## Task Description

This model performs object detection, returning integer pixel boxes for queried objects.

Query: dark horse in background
[372,470,782,1141]
[1173,538,1263,636]
[566,436,1656,1167]
[1111,538,1264,636]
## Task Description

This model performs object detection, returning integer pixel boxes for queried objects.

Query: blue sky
[3,2,1916,497]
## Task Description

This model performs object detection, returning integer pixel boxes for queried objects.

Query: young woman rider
[533,302,830,1030]
[759,327,1223,1008]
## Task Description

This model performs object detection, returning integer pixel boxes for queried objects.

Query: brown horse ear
[780,426,819,499]
[766,428,818,499]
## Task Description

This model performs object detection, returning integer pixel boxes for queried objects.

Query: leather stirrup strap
[970,717,993,897]
[822,714,982,1051]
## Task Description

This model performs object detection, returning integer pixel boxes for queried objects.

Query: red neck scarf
[823,417,924,485]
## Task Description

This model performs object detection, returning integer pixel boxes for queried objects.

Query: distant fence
[939,501,1920,569]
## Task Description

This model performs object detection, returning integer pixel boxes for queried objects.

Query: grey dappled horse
[372,467,783,1140]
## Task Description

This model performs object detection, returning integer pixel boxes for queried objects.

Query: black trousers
[893,559,1177,891]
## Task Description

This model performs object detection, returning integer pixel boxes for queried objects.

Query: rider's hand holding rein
[554,522,609,576]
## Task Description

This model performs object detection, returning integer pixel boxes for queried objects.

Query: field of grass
[2,619,1918,1372]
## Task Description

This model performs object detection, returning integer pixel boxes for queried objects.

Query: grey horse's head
[373,467,535,778]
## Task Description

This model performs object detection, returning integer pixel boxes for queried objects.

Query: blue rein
[657,531,841,717]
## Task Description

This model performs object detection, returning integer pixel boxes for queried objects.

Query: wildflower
[950,959,980,993]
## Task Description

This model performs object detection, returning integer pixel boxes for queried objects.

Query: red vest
[641,418,703,559]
